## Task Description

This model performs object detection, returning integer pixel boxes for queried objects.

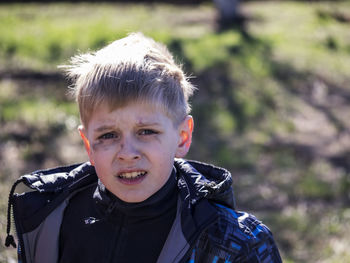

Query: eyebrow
[135,121,161,127]
[93,121,161,132]
[94,125,116,133]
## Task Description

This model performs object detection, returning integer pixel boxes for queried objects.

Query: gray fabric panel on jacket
[22,225,37,263]
[156,197,189,263]
[22,199,68,263]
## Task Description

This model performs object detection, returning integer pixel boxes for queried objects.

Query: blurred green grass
[0,2,214,72]
[1,1,350,262]
[245,1,350,86]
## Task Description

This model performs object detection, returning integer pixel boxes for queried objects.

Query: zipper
[106,208,125,262]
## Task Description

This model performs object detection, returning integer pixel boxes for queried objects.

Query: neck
[94,168,178,220]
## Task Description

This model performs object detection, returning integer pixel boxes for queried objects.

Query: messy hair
[62,32,196,127]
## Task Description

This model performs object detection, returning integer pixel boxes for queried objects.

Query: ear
[78,125,94,165]
[175,116,194,158]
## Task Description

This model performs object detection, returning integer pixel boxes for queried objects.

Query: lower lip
[116,173,147,185]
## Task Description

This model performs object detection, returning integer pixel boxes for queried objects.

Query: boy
[5,33,282,263]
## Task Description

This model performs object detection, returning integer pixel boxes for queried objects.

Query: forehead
[88,101,174,127]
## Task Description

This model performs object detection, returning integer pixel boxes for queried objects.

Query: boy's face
[79,101,193,203]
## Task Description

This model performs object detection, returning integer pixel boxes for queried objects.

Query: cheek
[151,143,178,168]
[90,143,118,166]
[92,153,113,183]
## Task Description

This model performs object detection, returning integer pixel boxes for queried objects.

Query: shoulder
[214,203,273,243]
[12,163,97,227]
[191,202,282,263]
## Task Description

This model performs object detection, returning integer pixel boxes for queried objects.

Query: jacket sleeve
[235,218,282,263]
[189,204,282,263]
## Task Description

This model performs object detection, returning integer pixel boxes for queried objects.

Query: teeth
[118,171,146,179]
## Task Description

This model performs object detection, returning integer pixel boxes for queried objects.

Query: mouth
[116,171,147,185]
[117,171,147,179]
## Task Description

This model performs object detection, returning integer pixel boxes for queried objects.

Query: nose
[116,136,141,162]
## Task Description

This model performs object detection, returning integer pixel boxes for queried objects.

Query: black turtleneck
[59,170,178,263]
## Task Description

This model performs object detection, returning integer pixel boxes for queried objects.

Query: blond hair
[62,32,195,127]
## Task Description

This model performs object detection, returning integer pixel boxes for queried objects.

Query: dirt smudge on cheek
[92,141,120,153]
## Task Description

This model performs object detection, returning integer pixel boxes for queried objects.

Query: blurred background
[0,0,350,262]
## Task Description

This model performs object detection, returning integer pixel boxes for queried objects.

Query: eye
[139,129,158,136]
[98,132,117,140]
